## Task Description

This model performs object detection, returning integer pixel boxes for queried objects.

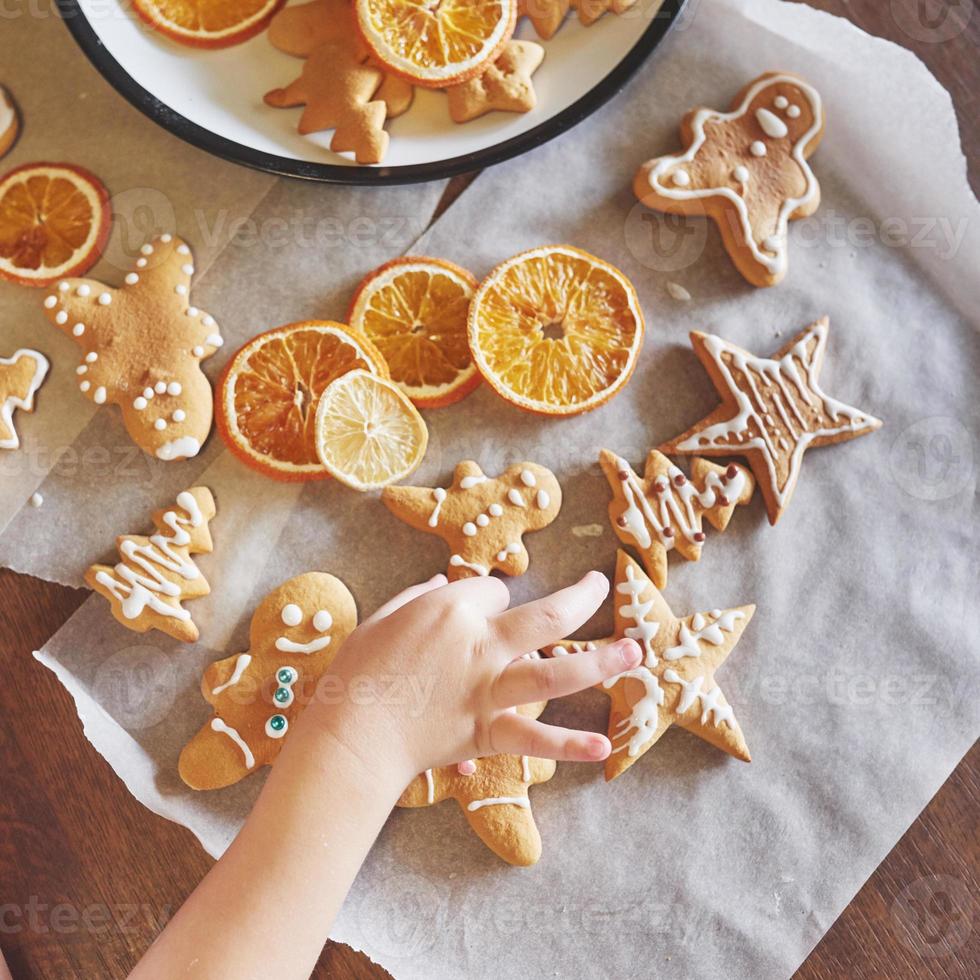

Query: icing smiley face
[179,572,358,791]
[633,71,826,287]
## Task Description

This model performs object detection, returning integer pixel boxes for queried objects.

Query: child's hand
[305,570,641,785]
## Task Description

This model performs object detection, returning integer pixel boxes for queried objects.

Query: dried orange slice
[354,0,516,88]
[315,369,428,490]
[218,321,389,481]
[0,162,111,288]
[131,0,287,48]
[348,256,479,409]
[467,245,645,415]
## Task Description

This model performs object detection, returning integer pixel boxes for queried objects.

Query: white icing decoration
[192,346,205,357]
[153,418,166,431]
[476,513,490,527]
[672,168,691,187]
[666,281,692,302]
[462,522,477,536]
[43,295,57,309]
[281,603,303,627]
[449,555,488,576]
[488,503,503,517]
[756,107,788,138]
[664,609,745,661]
[265,717,288,739]
[536,489,550,509]
[205,334,223,348]
[77,284,91,297]
[466,796,530,812]
[211,653,252,695]
[161,233,173,243]
[85,352,97,363]
[140,244,153,255]
[187,307,199,317]
[98,293,111,306]
[72,324,85,337]
[143,387,154,399]
[520,469,536,487]
[275,634,331,655]
[663,668,736,729]
[750,140,767,157]
[647,74,823,276]
[55,310,67,325]
[674,323,878,507]
[313,610,332,632]
[125,273,139,285]
[496,542,521,562]
[93,387,107,404]
[733,164,750,184]
[76,366,87,375]
[156,437,201,461]
[460,474,487,489]
[181,264,194,275]
[210,718,255,769]
[507,488,525,507]
[604,667,664,757]
[79,381,90,393]
[177,243,190,255]
[428,488,447,527]
[175,284,187,296]
[617,563,660,665]
[424,768,435,804]
[521,756,531,782]
[774,95,789,109]
[29,492,43,508]
[93,492,204,623]
[173,409,186,423]
[154,381,167,394]
[787,104,801,118]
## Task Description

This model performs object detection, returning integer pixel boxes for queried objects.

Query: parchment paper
[28,0,980,978]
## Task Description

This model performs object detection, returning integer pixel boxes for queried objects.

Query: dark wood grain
[1,2,977,976]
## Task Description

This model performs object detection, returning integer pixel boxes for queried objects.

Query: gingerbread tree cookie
[633,71,825,287]
[660,317,882,525]
[398,701,555,866]
[0,349,48,450]
[600,449,754,587]
[446,40,544,123]
[545,551,755,781]
[86,487,216,644]
[382,460,562,580]
[180,572,358,790]
[41,234,223,461]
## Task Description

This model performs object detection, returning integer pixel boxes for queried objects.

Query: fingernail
[430,573,447,584]
[583,569,609,591]
[619,639,642,667]
[587,736,610,760]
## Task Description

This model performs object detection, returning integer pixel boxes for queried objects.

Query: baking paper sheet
[27,0,980,977]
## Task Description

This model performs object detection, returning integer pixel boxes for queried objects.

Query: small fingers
[491,571,609,658]
[493,638,641,709]
[443,573,511,617]
[489,710,611,762]
[364,573,447,624]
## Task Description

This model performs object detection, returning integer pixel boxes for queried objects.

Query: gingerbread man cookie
[633,72,825,287]
[546,551,754,781]
[0,349,48,450]
[660,317,882,525]
[446,41,544,123]
[600,448,754,588]
[0,84,19,159]
[382,460,562,580]
[86,487,216,644]
[40,234,222,461]
[398,700,555,866]
[180,572,358,790]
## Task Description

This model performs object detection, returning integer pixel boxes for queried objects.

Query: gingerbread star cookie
[599,448,754,588]
[264,41,390,164]
[0,349,48,450]
[446,41,544,123]
[660,317,882,525]
[0,84,19,159]
[86,487,216,644]
[633,71,825,287]
[180,572,358,790]
[546,551,754,781]
[382,460,562,580]
[41,234,222,461]
[398,701,555,866]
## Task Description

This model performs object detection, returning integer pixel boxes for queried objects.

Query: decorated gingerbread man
[382,460,562,580]
[633,71,826,287]
[180,572,358,790]
[41,234,223,461]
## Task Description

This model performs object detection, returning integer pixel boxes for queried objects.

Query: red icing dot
[653,480,666,494]
[726,464,738,479]
[674,474,686,487]
[616,515,628,527]
[693,531,706,542]
[618,470,629,481]
[718,493,730,507]
[662,526,674,538]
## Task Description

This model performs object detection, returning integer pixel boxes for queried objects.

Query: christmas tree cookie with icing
[599,448,754,588]
[381,460,562,581]
[633,71,825,287]
[398,698,555,866]
[0,349,48,450]
[660,317,882,524]
[40,234,223,461]
[545,551,754,781]
[180,572,357,790]
[85,487,216,644]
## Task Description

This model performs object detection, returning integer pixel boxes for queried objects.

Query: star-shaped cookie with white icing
[40,234,222,461]
[633,71,825,287]
[660,317,882,524]
[545,551,754,781]
[382,460,562,580]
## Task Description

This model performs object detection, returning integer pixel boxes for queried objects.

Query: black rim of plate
[56,0,687,185]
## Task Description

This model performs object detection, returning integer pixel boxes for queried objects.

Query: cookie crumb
[29,491,43,508]
[571,523,604,538]
[665,281,692,302]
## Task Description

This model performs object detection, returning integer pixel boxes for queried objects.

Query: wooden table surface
[2,2,977,977]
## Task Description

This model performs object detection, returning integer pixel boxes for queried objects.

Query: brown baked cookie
[518,0,636,38]
[659,317,882,525]
[446,40,544,123]
[264,41,389,164]
[633,72,825,287]
[0,84,20,159]
[85,487,216,644]
[544,551,754,781]
[180,572,358,790]
[397,699,555,866]
[41,234,222,461]
[599,448,754,588]
[382,460,561,580]
[0,349,48,450]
